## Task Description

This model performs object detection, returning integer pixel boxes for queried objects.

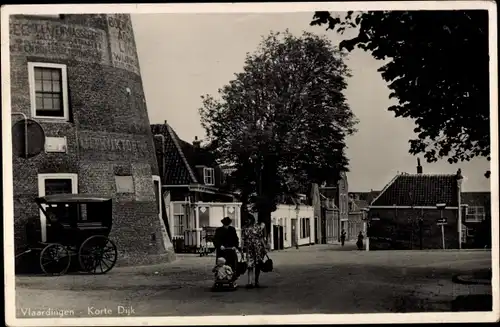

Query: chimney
[456,168,463,184]
[193,136,201,149]
[417,158,423,174]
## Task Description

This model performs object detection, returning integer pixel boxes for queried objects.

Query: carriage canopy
[35,194,112,204]
[35,194,113,228]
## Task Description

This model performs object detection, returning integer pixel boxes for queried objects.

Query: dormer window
[203,168,215,186]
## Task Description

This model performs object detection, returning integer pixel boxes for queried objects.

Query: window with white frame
[203,167,215,186]
[37,173,78,242]
[28,62,69,120]
[466,206,485,222]
[173,203,186,236]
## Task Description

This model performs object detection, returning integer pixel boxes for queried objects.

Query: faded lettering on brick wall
[9,20,107,63]
[79,136,148,154]
[107,14,140,75]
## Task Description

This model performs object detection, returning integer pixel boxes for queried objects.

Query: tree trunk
[258,208,272,249]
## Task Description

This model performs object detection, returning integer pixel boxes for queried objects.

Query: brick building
[367,161,463,250]
[461,191,491,248]
[10,14,173,266]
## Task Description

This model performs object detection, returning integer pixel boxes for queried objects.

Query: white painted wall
[270,204,315,249]
[169,201,243,248]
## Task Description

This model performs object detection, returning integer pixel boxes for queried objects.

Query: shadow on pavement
[451,294,493,312]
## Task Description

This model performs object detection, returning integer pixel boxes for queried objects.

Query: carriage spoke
[78,236,117,274]
[40,244,71,276]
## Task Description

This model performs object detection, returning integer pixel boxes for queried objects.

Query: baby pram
[212,247,247,291]
[199,227,217,257]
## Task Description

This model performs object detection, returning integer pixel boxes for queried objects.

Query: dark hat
[221,217,232,225]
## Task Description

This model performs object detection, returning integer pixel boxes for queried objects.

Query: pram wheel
[212,281,237,292]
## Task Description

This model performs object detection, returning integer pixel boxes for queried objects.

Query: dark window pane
[35,80,42,92]
[42,80,52,92]
[52,80,61,92]
[51,69,61,80]
[44,179,73,195]
[43,97,53,109]
[42,69,53,79]
[33,67,64,116]
[52,96,61,110]
[36,95,43,109]
[34,68,42,80]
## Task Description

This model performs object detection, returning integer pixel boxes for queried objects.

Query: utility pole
[436,203,447,250]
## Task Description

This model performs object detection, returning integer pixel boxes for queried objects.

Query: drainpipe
[457,170,464,249]
[362,208,369,251]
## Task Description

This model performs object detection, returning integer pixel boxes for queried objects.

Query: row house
[151,122,242,253]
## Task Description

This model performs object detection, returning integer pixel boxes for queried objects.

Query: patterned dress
[242,223,266,268]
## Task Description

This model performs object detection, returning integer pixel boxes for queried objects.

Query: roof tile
[372,174,459,207]
[151,123,219,186]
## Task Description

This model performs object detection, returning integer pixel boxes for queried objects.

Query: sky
[131,12,491,192]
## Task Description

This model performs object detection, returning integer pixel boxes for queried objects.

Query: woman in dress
[242,214,267,288]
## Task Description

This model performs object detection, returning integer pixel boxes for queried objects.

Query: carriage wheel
[39,244,71,276]
[78,235,117,274]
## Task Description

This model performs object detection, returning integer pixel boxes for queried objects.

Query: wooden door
[273,225,279,250]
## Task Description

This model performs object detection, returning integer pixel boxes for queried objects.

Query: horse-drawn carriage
[16,194,118,276]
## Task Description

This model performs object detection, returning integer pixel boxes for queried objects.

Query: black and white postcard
[2,2,498,326]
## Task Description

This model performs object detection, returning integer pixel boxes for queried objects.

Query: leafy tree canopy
[311,10,490,170]
[200,30,358,217]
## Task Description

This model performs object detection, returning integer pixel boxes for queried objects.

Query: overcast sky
[131,12,490,192]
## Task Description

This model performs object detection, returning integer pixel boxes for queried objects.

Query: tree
[199,30,357,232]
[311,11,490,174]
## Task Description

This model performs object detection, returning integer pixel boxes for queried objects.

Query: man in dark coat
[213,217,240,272]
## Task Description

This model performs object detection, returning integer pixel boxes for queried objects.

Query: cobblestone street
[15,245,492,317]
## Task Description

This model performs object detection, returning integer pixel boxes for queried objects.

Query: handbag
[259,253,273,273]
[236,250,248,276]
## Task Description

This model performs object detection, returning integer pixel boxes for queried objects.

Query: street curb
[452,274,492,285]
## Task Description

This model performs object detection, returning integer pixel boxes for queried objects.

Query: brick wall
[368,208,460,250]
[10,14,174,266]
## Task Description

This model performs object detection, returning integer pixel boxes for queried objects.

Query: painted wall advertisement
[107,14,141,75]
[9,19,108,64]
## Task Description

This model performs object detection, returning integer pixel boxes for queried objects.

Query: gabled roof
[371,173,460,207]
[151,123,219,185]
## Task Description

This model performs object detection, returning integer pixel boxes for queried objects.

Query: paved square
[15,245,492,317]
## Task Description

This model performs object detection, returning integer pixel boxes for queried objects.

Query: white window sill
[33,117,70,123]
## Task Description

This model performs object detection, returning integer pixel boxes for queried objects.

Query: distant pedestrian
[340,230,346,246]
[357,231,364,250]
